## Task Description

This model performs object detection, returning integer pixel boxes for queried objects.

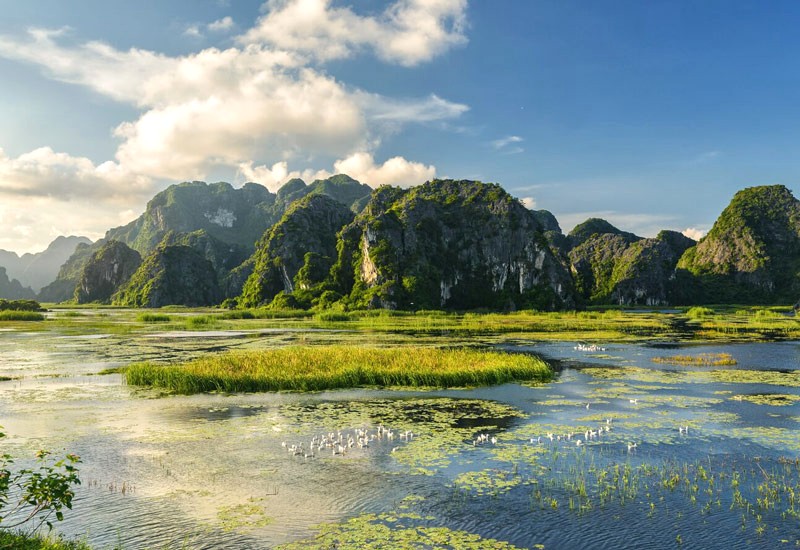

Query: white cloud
[238,152,434,191]
[333,152,435,188]
[492,135,522,149]
[183,25,203,38]
[208,16,235,32]
[240,0,468,66]
[682,227,707,241]
[0,29,465,183]
[0,147,155,253]
[519,197,536,209]
[0,147,153,200]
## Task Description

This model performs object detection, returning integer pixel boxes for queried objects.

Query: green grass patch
[685,306,715,319]
[0,531,91,550]
[125,346,553,394]
[136,312,171,323]
[652,352,737,366]
[0,310,45,321]
[185,315,218,328]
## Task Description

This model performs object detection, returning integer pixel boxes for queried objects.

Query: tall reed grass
[0,310,45,321]
[125,346,552,394]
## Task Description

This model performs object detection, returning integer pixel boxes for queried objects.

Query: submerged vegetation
[125,346,552,393]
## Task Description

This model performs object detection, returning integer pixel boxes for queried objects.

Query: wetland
[1,307,799,549]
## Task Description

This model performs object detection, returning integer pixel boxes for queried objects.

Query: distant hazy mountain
[0,236,91,292]
[0,266,35,299]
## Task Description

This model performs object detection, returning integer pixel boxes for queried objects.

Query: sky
[1,0,799,254]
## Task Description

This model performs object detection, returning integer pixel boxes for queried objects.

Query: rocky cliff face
[239,194,355,308]
[0,267,35,299]
[569,233,634,303]
[113,245,222,307]
[37,242,98,302]
[609,231,695,306]
[327,179,575,310]
[677,185,800,303]
[74,241,142,304]
[567,223,695,306]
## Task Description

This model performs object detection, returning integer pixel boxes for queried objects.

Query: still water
[1,326,799,549]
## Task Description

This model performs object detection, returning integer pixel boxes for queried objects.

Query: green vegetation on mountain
[239,194,355,308]
[74,241,142,304]
[274,174,372,213]
[677,185,800,303]
[106,181,277,255]
[569,218,640,248]
[113,244,222,307]
[324,179,575,311]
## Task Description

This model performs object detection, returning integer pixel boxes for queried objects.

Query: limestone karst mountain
[30,178,800,310]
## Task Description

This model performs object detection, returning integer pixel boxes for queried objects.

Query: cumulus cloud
[682,227,707,241]
[208,16,235,32]
[0,147,155,253]
[239,0,468,66]
[238,152,434,191]
[333,152,435,188]
[0,28,465,182]
[0,147,153,200]
[519,197,536,209]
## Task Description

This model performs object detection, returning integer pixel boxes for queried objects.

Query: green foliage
[125,346,553,394]
[0,428,81,532]
[0,532,92,550]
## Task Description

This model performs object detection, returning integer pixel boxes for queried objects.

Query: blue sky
[1,0,799,253]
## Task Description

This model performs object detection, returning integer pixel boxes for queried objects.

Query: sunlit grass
[0,310,45,321]
[125,346,553,394]
[652,353,737,366]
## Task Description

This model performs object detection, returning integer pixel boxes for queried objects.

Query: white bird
[629,398,638,405]
[491,436,497,445]
[586,402,591,409]
[576,439,583,447]
[627,443,637,452]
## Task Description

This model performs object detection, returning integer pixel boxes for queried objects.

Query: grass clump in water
[652,352,737,366]
[136,312,171,323]
[0,310,45,321]
[125,346,552,394]
[685,306,715,319]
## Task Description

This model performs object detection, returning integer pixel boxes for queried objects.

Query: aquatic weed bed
[124,346,552,393]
